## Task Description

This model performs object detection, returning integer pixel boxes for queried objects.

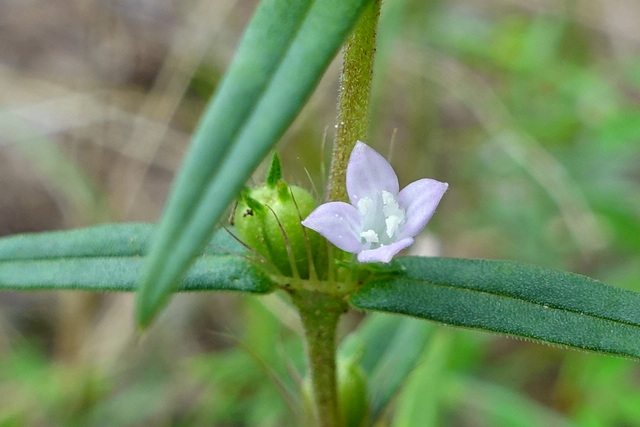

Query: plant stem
[328,0,382,202]
[293,2,381,425]
[291,290,348,427]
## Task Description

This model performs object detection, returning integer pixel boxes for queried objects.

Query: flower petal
[301,202,362,253]
[397,179,448,239]
[346,141,399,206]
[357,237,414,263]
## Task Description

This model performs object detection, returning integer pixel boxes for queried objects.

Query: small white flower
[302,141,448,263]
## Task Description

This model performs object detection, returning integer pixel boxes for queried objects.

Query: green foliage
[137,0,372,326]
[439,374,578,427]
[350,257,640,358]
[0,223,153,260]
[392,328,451,427]
[0,224,274,294]
[339,313,433,420]
[188,297,306,426]
[337,356,369,427]
[0,344,111,426]
[2,0,640,425]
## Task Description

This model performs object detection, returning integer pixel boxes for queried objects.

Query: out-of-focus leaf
[339,313,405,374]
[137,0,372,326]
[366,318,431,419]
[442,374,577,427]
[340,312,432,419]
[393,328,452,427]
[0,224,273,294]
[350,257,640,359]
[596,111,640,148]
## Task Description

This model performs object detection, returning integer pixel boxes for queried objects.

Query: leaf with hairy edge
[350,257,640,359]
[0,224,273,294]
[0,223,155,260]
[137,0,372,326]
[0,257,273,294]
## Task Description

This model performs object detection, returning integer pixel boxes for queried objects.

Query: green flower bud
[234,180,327,279]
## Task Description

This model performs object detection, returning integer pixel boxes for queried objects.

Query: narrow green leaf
[138,0,372,326]
[350,257,640,359]
[0,223,244,260]
[366,318,432,418]
[339,313,405,374]
[339,313,433,419]
[0,224,273,294]
[0,223,154,260]
[393,328,452,427]
[0,256,273,293]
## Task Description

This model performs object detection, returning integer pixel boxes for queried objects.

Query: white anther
[360,229,379,244]
[357,197,373,217]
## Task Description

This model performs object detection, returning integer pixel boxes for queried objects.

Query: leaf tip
[135,294,157,329]
[135,270,170,329]
[266,152,282,188]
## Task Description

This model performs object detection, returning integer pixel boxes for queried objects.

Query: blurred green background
[0,0,639,425]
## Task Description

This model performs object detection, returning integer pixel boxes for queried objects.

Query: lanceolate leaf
[350,257,640,359]
[0,223,154,260]
[339,313,433,418]
[0,224,274,294]
[137,0,372,326]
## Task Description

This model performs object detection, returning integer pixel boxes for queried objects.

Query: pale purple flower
[302,141,448,263]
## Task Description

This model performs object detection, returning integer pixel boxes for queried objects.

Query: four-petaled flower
[302,141,448,263]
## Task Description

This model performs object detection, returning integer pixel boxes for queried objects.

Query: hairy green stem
[328,0,382,202]
[292,2,381,425]
[291,290,348,427]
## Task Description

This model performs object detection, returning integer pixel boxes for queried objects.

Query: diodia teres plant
[2,1,640,426]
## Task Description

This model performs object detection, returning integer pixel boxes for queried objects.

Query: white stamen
[379,190,406,238]
[381,191,395,208]
[357,197,373,216]
[357,191,406,248]
[386,216,401,237]
[360,229,379,243]
[381,191,404,220]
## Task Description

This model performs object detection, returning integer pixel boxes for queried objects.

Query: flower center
[357,190,406,249]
